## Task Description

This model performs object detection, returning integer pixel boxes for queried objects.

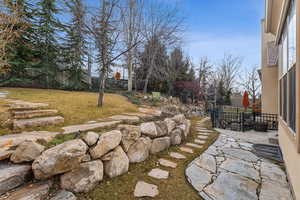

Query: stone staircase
[7,100,64,130]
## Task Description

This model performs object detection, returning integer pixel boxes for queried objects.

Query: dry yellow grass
[0,88,138,134]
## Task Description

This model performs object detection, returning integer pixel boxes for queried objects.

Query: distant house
[230,92,243,107]
[261,0,299,199]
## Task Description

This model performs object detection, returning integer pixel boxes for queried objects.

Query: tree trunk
[98,70,106,107]
[127,55,133,92]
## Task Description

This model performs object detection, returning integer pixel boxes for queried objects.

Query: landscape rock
[140,122,157,138]
[185,163,212,192]
[148,168,169,179]
[150,137,170,154]
[202,172,258,200]
[127,137,152,163]
[172,114,186,124]
[13,116,64,130]
[117,125,141,152]
[164,118,176,134]
[102,146,129,178]
[89,130,122,159]
[134,181,159,198]
[60,160,103,193]
[32,139,88,180]
[0,150,13,161]
[10,141,45,163]
[50,190,77,200]
[1,180,52,200]
[82,132,99,146]
[170,129,182,145]
[155,121,168,137]
[0,163,32,195]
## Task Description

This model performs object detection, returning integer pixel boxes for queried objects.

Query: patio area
[185,128,293,200]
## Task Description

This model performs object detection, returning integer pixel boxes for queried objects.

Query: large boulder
[172,114,186,124]
[127,137,152,163]
[170,129,183,145]
[150,137,171,154]
[82,132,99,146]
[50,190,77,200]
[155,121,168,137]
[89,130,122,159]
[1,180,52,200]
[60,160,104,193]
[140,122,157,138]
[32,139,88,180]
[0,163,32,195]
[164,118,176,134]
[117,125,141,152]
[102,146,129,178]
[178,120,191,138]
[10,141,45,163]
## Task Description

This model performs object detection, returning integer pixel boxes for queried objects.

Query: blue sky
[179,0,264,70]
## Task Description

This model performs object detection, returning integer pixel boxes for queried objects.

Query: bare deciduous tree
[141,1,184,93]
[241,66,261,104]
[85,0,139,107]
[120,0,144,92]
[0,0,28,73]
[218,54,242,91]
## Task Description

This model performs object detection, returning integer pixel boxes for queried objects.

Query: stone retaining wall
[0,114,191,199]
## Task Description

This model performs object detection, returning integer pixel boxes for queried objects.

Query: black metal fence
[211,111,278,132]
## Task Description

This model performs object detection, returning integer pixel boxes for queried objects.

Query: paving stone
[194,139,206,145]
[194,153,217,173]
[148,168,169,179]
[197,132,211,136]
[62,121,121,134]
[170,152,186,159]
[13,116,64,130]
[205,146,219,156]
[185,163,212,192]
[259,179,293,200]
[158,159,177,168]
[220,158,260,182]
[202,172,258,200]
[186,143,203,149]
[222,148,259,163]
[134,181,159,197]
[260,162,288,185]
[239,142,253,151]
[179,147,194,154]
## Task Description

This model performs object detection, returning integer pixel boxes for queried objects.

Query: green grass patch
[78,117,219,200]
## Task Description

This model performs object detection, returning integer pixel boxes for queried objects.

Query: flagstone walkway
[186,128,293,200]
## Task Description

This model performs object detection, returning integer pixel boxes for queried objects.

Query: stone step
[9,102,49,111]
[0,131,60,151]
[197,132,211,136]
[134,181,159,198]
[170,152,186,159]
[198,135,209,140]
[186,143,203,149]
[158,159,177,168]
[13,116,64,130]
[179,147,194,154]
[195,139,206,145]
[62,121,121,134]
[13,109,58,119]
[106,115,140,124]
[148,168,169,179]
[0,162,32,195]
[123,112,155,121]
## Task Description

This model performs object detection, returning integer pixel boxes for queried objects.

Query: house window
[279,0,296,135]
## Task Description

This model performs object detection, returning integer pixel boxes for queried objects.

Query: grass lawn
[0,88,138,135]
[78,117,219,200]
